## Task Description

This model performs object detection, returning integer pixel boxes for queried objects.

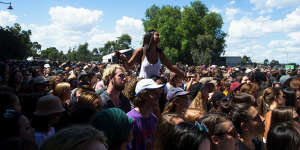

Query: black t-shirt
[238,136,264,150]
[100,90,132,113]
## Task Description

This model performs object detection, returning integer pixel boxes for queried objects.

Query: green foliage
[241,55,252,65]
[0,23,40,60]
[270,59,280,66]
[264,59,269,65]
[117,34,132,50]
[39,34,132,62]
[143,1,226,65]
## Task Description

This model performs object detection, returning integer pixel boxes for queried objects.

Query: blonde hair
[40,125,107,150]
[123,77,139,102]
[188,91,207,113]
[53,82,71,103]
[184,108,204,122]
[48,76,59,91]
[102,64,125,86]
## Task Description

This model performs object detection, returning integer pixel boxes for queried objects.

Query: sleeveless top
[138,55,161,79]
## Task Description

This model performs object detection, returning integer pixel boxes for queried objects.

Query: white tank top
[138,55,161,78]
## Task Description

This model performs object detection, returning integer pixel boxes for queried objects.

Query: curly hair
[122,77,139,102]
[102,64,125,86]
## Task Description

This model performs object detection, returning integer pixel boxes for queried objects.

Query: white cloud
[266,0,300,8]
[250,0,300,13]
[88,16,144,49]
[49,6,103,30]
[115,16,144,46]
[269,31,300,48]
[228,7,300,39]
[210,6,222,13]
[226,7,300,63]
[0,11,17,27]
[225,8,239,20]
[26,6,144,53]
[229,0,236,5]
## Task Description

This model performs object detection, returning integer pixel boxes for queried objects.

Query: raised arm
[120,48,143,70]
[159,51,185,78]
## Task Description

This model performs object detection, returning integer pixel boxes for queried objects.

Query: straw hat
[34,95,65,116]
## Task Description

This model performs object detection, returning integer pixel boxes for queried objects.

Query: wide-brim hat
[135,79,164,96]
[34,95,65,116]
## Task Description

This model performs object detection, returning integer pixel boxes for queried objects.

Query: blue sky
[1,0,300,64]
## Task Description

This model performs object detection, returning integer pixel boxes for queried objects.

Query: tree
[144,5,182,63]
[241,55,252,66]
[40,47,61,61]
[117,34,132,50]
[143,1,226,65]
[98,34,133,61]
[263,59,269,66]
[66,48,77,61]
[77,43,92,62]
[0,23,40,60]
[270,59,280,66]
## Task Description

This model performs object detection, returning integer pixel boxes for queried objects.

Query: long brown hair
[154,113,184,150]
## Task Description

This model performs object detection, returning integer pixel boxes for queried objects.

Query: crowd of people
[0,30,300,150]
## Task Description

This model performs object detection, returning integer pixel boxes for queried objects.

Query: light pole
[0,1,13,10]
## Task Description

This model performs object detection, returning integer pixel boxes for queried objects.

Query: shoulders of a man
[100,90,111,104]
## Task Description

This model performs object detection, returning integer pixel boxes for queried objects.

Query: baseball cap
[230,81,241,92]
[135,79,164,96]
[167,87,189,102]
[44,64,50,68]
[245,68,253,74]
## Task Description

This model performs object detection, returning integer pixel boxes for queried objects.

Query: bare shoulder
[134,47,143,53]
[132,47,143,57]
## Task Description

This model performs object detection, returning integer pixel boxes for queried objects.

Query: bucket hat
[34,95,65,116]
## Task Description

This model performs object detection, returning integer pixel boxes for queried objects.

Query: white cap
[211,65,217,69]
[245,69,253,74]
[44,64,50,68]
[135,79,164,96]
[83,65,89,70]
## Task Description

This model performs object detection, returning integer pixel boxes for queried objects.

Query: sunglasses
[293,116,300,122]
[117,74,126,79]
[195,121,209,133]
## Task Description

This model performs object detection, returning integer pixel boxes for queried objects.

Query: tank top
[138,55,161,79]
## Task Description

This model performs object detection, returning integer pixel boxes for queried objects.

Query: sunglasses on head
[195,121,209,133]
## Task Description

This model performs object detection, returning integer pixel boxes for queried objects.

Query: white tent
[102,48,133,63]
[26,57,34,61]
